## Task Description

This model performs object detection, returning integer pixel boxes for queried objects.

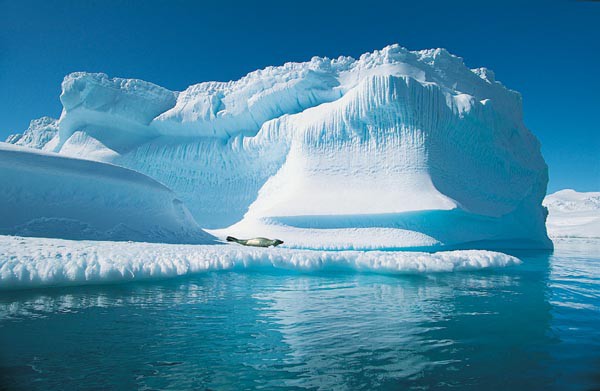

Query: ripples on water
[0,239,598,390]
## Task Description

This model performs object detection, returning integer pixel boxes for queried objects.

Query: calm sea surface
[1,239,599,390]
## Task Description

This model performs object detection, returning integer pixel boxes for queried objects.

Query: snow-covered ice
[5,44,551,250]
[0,235,521,290]
[0,143,215,244]
[5,116,59,151]
[544,189,600,239]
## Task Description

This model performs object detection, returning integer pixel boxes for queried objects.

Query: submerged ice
[5,44,551,250]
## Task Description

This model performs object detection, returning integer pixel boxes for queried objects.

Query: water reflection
[547,239,600,390]
[251,266,552,390]
[0,245,596,390]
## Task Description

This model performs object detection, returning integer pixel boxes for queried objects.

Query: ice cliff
[6,44,551,249]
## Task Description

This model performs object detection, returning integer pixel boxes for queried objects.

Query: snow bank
[0,235,521,290]
[6,44,551,249]
[544,189,600,239]
[0,143,215,244]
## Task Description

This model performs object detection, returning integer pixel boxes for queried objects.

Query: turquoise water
[0,239,598,390]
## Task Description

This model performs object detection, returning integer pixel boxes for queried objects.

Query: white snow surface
[0,235,521,290]
[6,44,551,249]
[0,143,215,244]
[544,189,600,239]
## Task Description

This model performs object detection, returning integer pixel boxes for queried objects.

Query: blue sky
[1,0,598,192]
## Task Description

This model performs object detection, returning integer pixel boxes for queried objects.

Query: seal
[226,236,284,248]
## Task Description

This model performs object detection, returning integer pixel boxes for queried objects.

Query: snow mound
[0,235,521,290]
[0,143,215,244]
[544,189,600,239]
[8,44,551,250]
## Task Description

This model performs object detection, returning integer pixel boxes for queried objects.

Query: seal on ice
[226,236,284,248]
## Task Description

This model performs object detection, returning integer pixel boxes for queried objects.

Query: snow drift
[6,44,551,250]
[0,235,521,290]
[544,189,600,239]
[0,143,215,244]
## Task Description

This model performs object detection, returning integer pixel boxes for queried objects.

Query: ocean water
[0,239,598,390]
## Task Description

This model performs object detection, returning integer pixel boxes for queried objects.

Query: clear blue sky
[1,0,598,192]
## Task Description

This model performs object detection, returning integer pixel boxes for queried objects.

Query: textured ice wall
[221,72,549,249]
[6,44,552,249]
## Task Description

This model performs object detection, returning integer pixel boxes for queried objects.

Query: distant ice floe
[0,236,521,290]
[544,189,600,239]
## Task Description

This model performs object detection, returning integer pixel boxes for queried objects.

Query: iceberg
[544,189,600,239]
[0,143,215,244]
[6,44,551,250]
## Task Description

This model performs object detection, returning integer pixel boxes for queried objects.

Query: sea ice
[0,235,521,290]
